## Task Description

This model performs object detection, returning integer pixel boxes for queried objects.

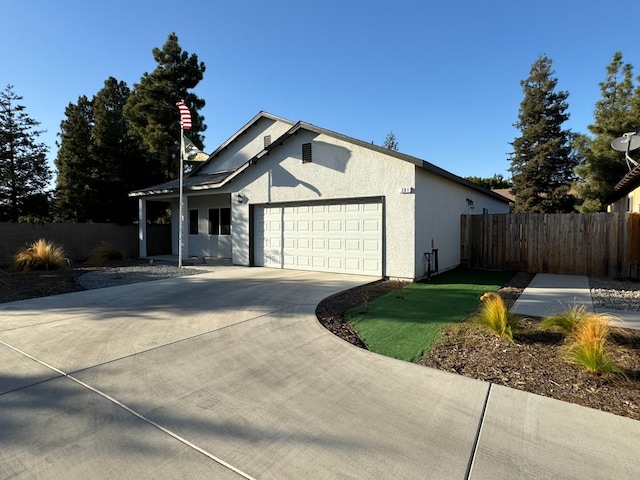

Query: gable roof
[189,111,295,177]
[130,112,510,204]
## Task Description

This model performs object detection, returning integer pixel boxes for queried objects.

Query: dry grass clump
[542,305,620,373]
[87,242,124,264]
[13,239,69,272]
[474,292,521,342]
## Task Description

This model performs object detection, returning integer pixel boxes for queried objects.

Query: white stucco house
[130,112,510,280]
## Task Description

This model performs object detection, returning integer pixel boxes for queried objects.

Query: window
[208,207,231,235]
[264,135,272,148]
[189,210,199,235]
[302,142,312,163]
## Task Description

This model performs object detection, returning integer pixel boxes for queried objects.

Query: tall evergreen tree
[54,96,95,222]
[0,85,51,222]
[124,33,206,183]
[383,131,399,151]
[574,52,638,212]
[508,55,578,213]
[92,77,148,223]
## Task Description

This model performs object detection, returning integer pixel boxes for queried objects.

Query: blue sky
[4,1,640,184]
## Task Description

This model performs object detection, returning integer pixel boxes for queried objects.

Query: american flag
[176,101,192,130]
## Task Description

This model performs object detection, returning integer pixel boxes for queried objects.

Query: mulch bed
[0,260,149,304]
[317,272,640,421]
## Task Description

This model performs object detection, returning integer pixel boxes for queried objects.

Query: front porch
[137,192,235,261]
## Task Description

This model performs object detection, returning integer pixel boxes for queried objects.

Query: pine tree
[383,131,399,151]
[508,55,578,213]
[124,33,206,183]
[92,77,148,223]
[574,52,638,212]
[53,96,95,222]
[0,85,52,222]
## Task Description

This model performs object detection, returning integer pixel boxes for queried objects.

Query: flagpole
[178,125,184,268]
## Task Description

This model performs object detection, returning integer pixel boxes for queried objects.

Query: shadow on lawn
[421,267,516,287]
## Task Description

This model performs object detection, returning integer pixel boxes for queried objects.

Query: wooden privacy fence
[460,213,640,278]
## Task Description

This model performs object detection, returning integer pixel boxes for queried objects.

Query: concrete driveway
[1,267,639,479]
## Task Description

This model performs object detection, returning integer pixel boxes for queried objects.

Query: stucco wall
[0,223,151,266]
[228,130,417,279]
[414,169,510,277]
[170,193,233,258]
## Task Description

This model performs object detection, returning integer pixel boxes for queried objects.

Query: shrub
[87,242,124,264]
[13,239,69,272]
[474,292,521,342]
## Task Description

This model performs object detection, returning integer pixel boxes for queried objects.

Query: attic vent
[302,142,312,163]
[264,135,271,148]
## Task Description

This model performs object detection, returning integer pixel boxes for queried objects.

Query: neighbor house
[130,112,510,280]
[606,164,640,213]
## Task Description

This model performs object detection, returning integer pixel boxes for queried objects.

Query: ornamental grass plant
[566,313,620,373]
[474,291,521,342]
[542,306,620,374]
[13,239,69,272]
[87,241,124,263]
[540,304,589,336]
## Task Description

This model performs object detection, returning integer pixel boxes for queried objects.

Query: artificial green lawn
[347,268,515,362]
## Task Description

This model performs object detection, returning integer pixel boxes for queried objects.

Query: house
[130,112,510,280]
[606,164,640,213]
[491,188,515,211]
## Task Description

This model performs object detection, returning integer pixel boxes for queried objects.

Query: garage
[254,199,383,276]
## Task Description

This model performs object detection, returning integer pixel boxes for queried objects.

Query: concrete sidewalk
[511,273,640,330]
[1,268,639,479]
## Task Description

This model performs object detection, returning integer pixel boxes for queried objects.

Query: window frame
[208,207,231,236]
[189,209,199,235]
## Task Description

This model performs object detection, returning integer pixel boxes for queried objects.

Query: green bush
[474,292,521,342]
[87,242,124,264]
[13,239,69,272]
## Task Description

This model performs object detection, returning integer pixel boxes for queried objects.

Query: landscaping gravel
[589,277,640,311]
[77,265,205,290]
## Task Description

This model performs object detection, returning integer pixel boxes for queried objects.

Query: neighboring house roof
[605,164,640,204]
[130,112,510,204]
[492,188,515,203]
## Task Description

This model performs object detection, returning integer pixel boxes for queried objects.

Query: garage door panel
[255,199,382,276]
[298,238,311,249]
[312,238,326,250]
[312,221,326,232]
[363,219,380,231]
[345,220,360,232]
[328,257,342,269]
[328,220,342,231]
[363,239,380,251]
[328,239,342,250]
[297,256,311,267]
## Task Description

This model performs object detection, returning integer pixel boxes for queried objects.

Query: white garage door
[254,199,382,276]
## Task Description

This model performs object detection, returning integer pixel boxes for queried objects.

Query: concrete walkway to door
[1,267,639,479]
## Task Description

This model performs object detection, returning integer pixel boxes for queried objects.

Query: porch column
[138,198,147,258]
